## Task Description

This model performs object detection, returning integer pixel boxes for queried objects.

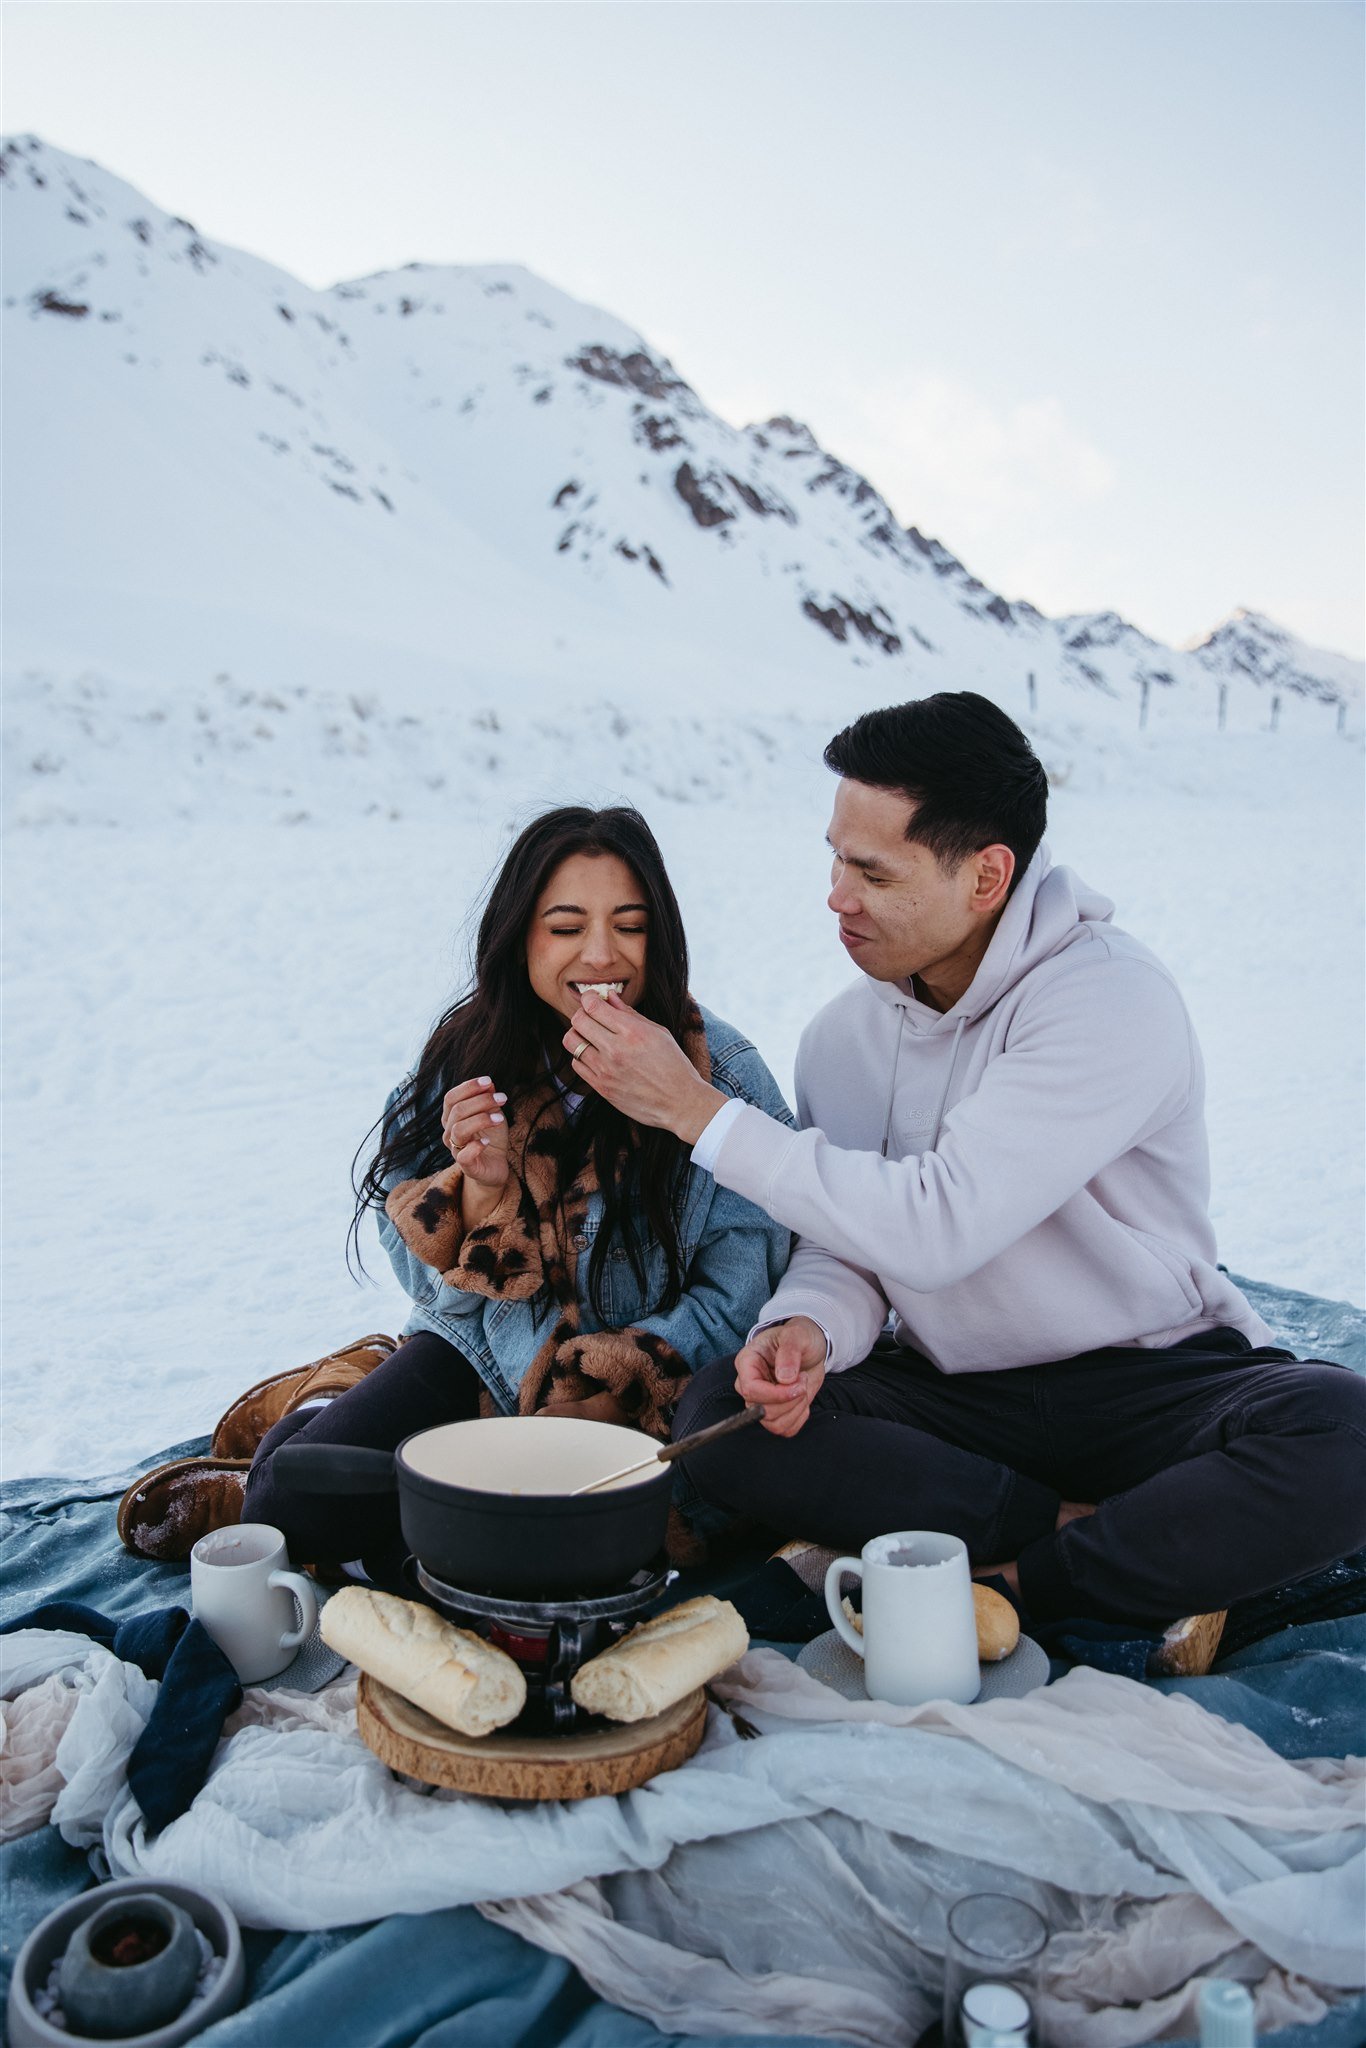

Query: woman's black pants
[242,1331,480,1578]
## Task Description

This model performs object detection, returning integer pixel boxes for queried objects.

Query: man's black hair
[823,691,1048,888]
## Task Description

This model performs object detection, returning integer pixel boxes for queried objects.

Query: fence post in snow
[1270,694,1281,733]
[1138,675,1150,731]
[1027,671,1036,714]
[1217,682,1228,732]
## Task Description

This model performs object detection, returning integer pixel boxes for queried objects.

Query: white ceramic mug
[825,1530,981,1706]
[191,1523,317,1684]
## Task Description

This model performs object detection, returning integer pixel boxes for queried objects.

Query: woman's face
[525,852,649,1023]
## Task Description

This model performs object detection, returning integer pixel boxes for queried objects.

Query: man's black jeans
[671,1332,1366,1625]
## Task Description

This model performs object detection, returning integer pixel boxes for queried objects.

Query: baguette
[320,1586,526,1737]
[570,1595,748,1724]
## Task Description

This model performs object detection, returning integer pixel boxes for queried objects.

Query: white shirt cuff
[689,1096,746,1174]
[747,1315,835,1366]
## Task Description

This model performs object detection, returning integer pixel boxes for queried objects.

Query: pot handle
[270,1443,398,1495]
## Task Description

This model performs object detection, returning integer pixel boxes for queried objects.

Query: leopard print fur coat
[384,1003,713,1445]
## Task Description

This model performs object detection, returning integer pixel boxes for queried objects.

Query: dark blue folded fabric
[727,1558,830,1642]
[2,1601,241,1831]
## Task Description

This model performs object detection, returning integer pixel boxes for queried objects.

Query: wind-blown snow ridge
[3,129,1359,782]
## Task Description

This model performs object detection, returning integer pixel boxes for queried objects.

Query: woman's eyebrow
[540,902,650,917]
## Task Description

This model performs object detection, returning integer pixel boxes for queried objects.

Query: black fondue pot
[271,1415,673,1596]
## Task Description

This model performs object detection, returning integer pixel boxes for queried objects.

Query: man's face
[826,778,989,993]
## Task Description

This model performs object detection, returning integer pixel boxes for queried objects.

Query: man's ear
[971,843,1015,914]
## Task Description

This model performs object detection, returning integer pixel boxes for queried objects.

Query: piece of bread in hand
[841,1587,1020,1663]
[972,1584,1020,1662]
[320,1586,526,1737]
[570,1595,748,1724]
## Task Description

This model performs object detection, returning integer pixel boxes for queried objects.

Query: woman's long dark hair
[352,806,694,1320]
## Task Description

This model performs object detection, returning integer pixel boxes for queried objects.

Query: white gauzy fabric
[1,1629,158,1848]
[4,1631,1362,2047]
[0,1672,81,1841]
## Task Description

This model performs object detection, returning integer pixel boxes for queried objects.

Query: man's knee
[1242,1359,1366,1547]
[672,1354,742,1442]
[1248,1358,1366,1439]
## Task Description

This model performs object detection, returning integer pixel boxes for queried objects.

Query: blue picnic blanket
[3,1270,1363,2047]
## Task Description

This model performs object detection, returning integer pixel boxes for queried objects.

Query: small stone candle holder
[58,1895,201,2039]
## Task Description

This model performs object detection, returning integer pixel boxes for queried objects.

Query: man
[564,692,1365,1652]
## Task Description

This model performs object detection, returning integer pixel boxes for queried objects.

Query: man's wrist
[674,1080,728,1148]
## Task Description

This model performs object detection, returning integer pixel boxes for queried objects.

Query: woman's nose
[580,926,615,965]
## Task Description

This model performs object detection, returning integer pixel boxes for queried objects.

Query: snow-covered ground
[4,714,1361,1480]
[3,134,1361,1481]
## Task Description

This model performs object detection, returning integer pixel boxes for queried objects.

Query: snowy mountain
[4,130,1359,793]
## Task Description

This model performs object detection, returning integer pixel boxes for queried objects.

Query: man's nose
[828,870,858,915]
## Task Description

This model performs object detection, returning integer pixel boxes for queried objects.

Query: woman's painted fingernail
[478,1075,492,1087]
[479,1135,490,1146]
[493,1092,507,1104]
[489,1112,504,1124]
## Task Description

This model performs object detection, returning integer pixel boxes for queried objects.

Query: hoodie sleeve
[745,1034,892,1368]
[711,954,1197,1321]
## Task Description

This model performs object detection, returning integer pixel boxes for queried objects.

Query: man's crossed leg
[672,1332,1366,1628]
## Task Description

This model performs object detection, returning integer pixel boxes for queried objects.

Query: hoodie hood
[868,845,1117,1031]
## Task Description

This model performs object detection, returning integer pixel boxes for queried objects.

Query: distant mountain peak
[3,134,1358,730]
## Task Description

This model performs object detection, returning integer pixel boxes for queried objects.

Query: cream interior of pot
[399,1415,664,1495]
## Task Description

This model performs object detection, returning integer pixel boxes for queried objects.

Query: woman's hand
[441,1077,510,1225]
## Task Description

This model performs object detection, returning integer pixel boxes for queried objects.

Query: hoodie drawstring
[882,1009,967,1158]
[879,1017,905,1158]
[929,1015,967,1149]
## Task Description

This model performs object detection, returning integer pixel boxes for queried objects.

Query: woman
[118,806,791,1580]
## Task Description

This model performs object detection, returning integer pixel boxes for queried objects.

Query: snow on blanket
[3,1631,1362,2046]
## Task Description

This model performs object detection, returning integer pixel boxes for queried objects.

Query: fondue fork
[569,1403,764,1496]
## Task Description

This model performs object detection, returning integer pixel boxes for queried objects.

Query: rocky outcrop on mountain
[2,132,1359,732]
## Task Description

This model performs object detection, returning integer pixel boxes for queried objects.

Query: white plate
[795,1628,1049,1704]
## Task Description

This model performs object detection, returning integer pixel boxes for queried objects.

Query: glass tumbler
[941,1892,1047,2046]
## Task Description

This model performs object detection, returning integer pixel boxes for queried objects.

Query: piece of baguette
[972,1584,1020,1662]
[320,1586,526,1737]
[570,1595,748,1724]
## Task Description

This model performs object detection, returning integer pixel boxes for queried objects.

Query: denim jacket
[373,1004,794,1413]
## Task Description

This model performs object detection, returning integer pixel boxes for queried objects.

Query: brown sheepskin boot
[117,1332,397,1561]
[117,1457,250,1562]
[209,1332,397,1458]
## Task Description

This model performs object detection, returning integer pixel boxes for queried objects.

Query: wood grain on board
[356,1674,708,1799]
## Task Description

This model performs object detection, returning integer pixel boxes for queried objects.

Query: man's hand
[564,992,725,1143]
[734,1317,827,1437]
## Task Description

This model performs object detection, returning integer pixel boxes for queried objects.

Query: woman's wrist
[460,1175,506,1230]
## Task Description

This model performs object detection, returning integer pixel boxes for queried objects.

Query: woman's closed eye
[549,923,647,936]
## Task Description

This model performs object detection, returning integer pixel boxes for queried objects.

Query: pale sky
[5,0,1363,656]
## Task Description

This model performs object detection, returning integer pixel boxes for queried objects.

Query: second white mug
[825,1530,981,1706]
[191,1522,317,1684]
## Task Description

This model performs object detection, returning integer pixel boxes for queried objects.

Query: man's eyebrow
[824,836,892,873]
[540,902,650,917]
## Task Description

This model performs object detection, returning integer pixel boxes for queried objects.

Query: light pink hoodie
[712,847,1273,1373]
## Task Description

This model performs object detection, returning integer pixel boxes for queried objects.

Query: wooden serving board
[357,1674,708,1800]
